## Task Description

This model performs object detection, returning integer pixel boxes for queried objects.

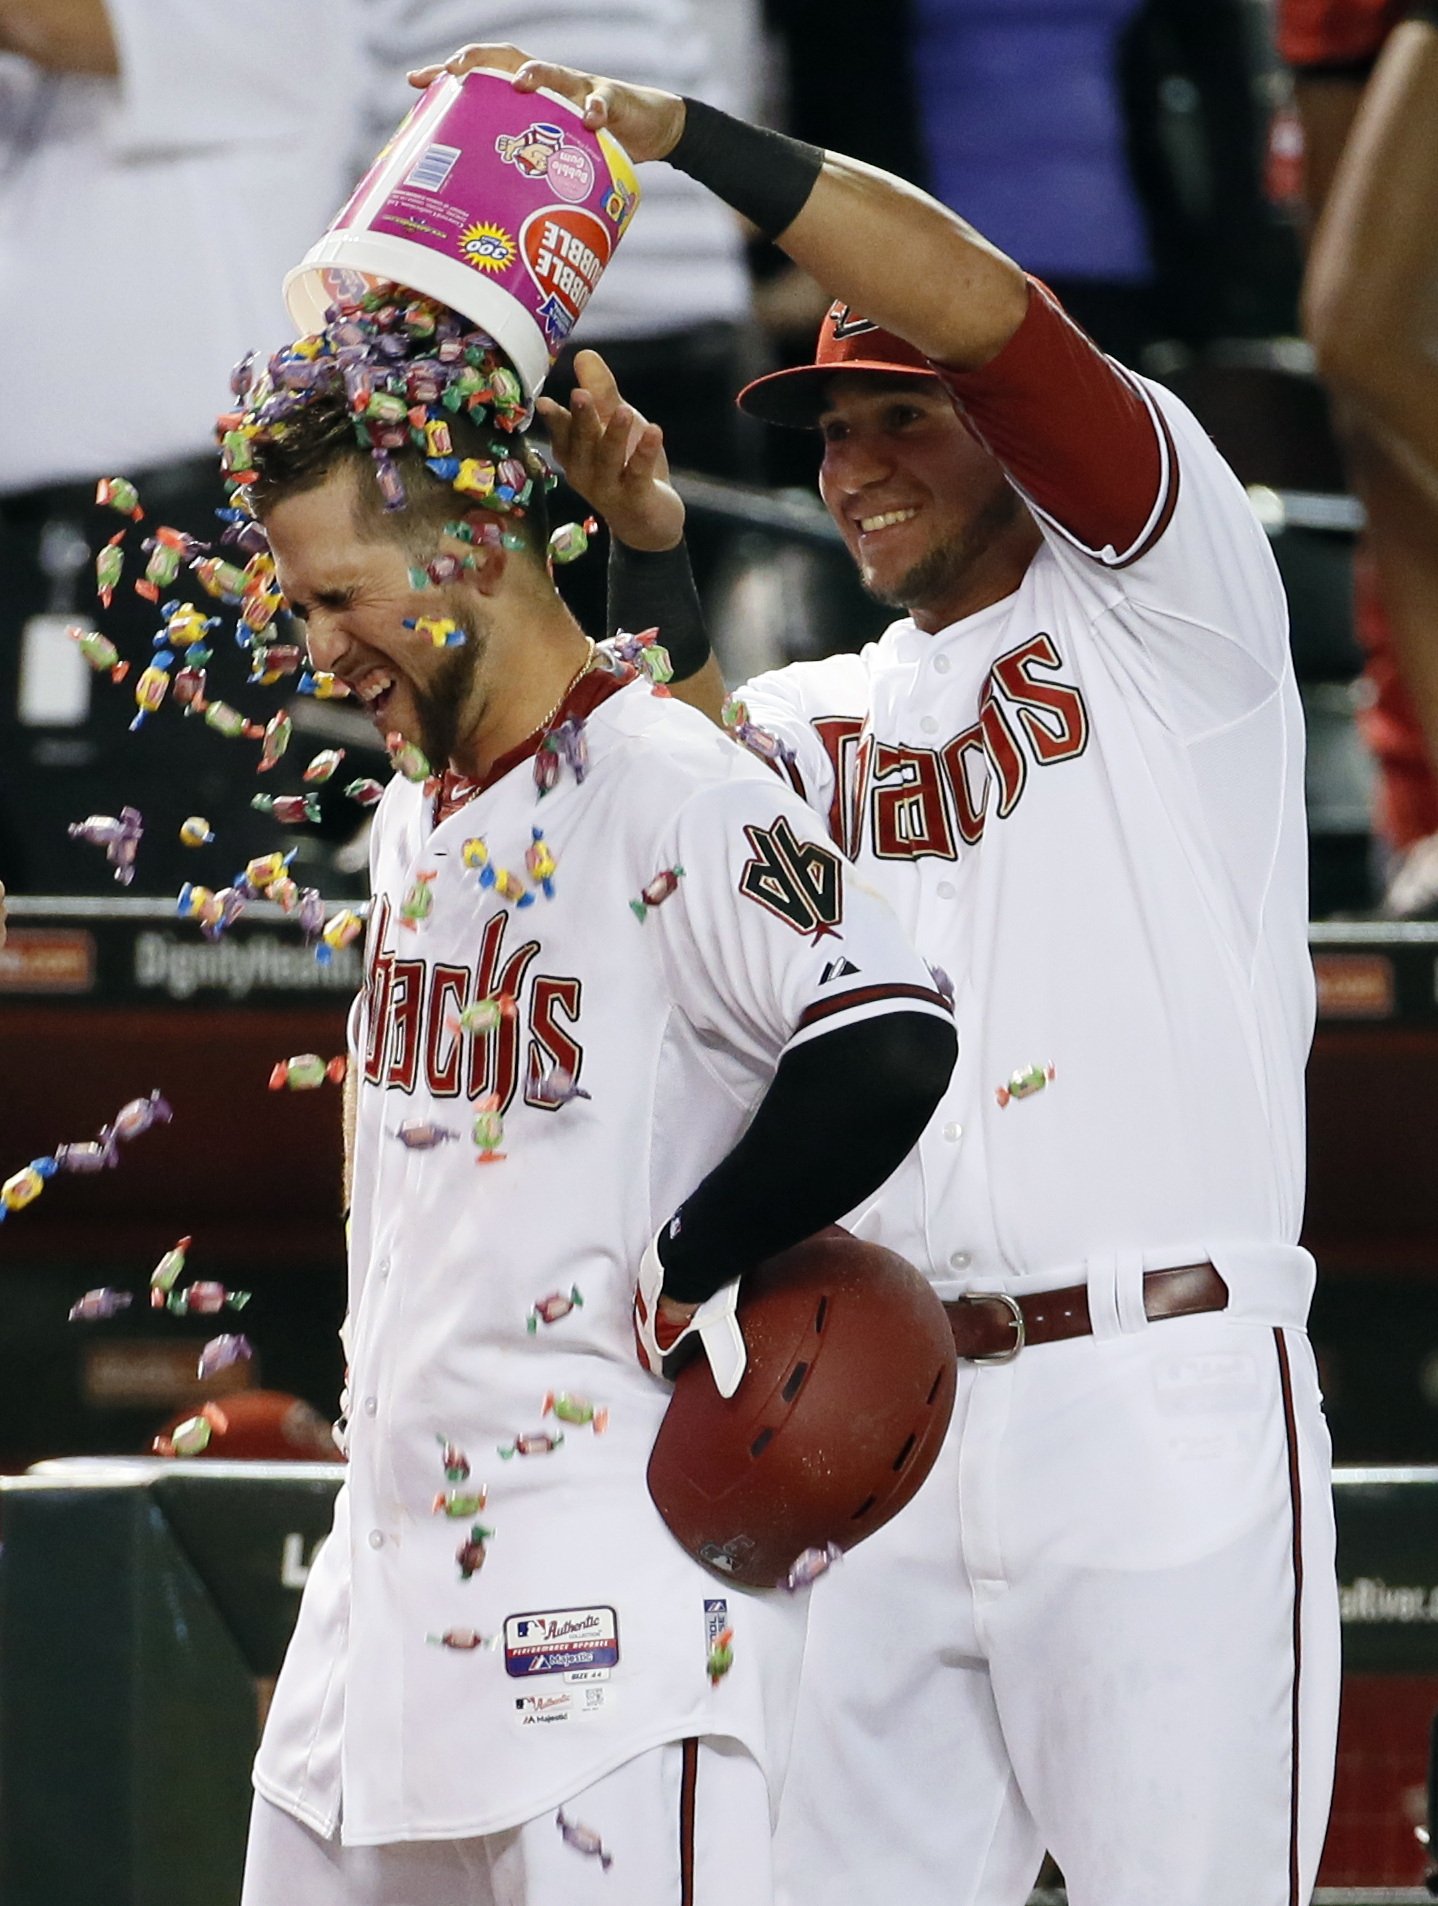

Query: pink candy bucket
[284,69,641,400]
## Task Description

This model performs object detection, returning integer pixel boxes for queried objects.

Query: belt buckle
[955,1290,1026,1364]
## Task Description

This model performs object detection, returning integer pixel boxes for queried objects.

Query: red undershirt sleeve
[933,277,1180,569]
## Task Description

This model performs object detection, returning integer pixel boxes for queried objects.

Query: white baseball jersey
[253,665,951,1847]
[742,288,1315,1302]
[745,283,1338,1906]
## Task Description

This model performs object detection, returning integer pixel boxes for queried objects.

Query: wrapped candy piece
[785,1542,844,1592]
[393,1121,459,1150]
[385,731,431,783]
[167,1412,216,1457]
[256,709,292,771]
[472,1094,505,1163]
[242,850,295,894]
[68,806,143,885]
[179,817,214,848]
[149,1235,192,1305]
[197,1333,252,1380]
[399,870,436,931]
[68,1287,133,1323]
[297,888,326,939]
[296,670,350,699]
[456,1524,494,1581]
[436,1437,471,1480]
[2,1164,52,1213]
[432,1489,487,1518]
[529,1068,590,1110]
[169,1281,250,1316]
[527,1286,583,1333]
[248,644,304,685]
[425,552,474,587]
[192,555,252,603]
[251,792,322,825]
[498,1430,564,1459]
[160,600,218,655]
[402,614,464,648]
[995,1063,1055,1109]
[204,699,248,739]
[96,533,126,609]
[524,829,557,898]
[555,1812,612,1872]
[534,716,588,796]
[110,1089,171,1141]
[424,418,453,457]
[542,1392,608,1434]
[96,475,143,520]
[630,865,685,921]
[69,621,129,682]
[928,963,956,1009]
[428,1629,489,1651]
[317,909,364,967]
[240,589,282,636]
[303,748,346,784]
[345,777,385,807]
[268,1053,347,1091]
[548,516,598,565]
[53,1139,112,1173]
[129,663,170,730]
[706,1627,735,1686]
[267,875,299,912]
[172,664,207,709]
[453,993,517,1037]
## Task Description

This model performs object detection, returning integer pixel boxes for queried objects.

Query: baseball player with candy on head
[229,288,955,1906]
[433,41,1344,1906]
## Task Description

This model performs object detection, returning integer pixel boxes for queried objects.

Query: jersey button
[942,1122,963,1142]
[920,716,938,733]
[377,1257,391,1279]
[949,1250,972,1270]
[368,1529,385,1550]
[934,656,950,674]
[363,1396,378,1417]
[936,881,957,900]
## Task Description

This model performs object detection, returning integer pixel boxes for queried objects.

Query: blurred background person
[0,0,363,896]
[1289,0,1438,916]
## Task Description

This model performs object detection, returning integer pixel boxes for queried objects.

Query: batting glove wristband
[634,1234,748,1398]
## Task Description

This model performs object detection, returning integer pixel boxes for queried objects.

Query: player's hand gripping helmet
[646,1229,957,1589]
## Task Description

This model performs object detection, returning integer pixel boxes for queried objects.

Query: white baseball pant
[774,1310,1340,1906]
[241,1736,772,1906]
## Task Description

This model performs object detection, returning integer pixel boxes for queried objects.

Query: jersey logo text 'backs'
[363,897,584,1111]
[739,817,844,942]
[819,632,1090,861]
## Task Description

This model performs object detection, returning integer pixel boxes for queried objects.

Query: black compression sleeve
[667,97,825,242]
[655,1010,957,1305]
[607,539,710,680]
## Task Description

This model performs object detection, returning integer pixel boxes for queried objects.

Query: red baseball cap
[737,300,940,427]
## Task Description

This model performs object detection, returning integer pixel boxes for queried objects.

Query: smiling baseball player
[230,290,955,1906]
[440,42,1345,1906]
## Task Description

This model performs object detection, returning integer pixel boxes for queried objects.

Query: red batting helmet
[737,300,940,428]
[646,1229,957,1589]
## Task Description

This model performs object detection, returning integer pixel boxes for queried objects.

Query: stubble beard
[412,607,488,773]
[862,483,1024,612]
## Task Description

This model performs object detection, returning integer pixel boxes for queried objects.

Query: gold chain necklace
[535,637,597,737]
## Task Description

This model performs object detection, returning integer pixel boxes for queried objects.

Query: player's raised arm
[414,45,1026,370]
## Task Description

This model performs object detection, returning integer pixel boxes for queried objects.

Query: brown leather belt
[944,1261,1228,1364]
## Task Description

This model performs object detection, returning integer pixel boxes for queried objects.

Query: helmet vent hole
[850,1493,877,1520]
[926,1367,944,1405]
[892,1432,917,1472]
[781,1361,810,1403]
[750,1427,775,1458]
[814,1297,828,1333]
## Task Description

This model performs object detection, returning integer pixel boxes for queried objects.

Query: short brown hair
[247,388,551,565]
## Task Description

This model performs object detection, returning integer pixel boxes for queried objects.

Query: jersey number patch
[740,817,843,942]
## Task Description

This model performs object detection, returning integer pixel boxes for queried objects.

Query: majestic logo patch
[740,817,843,942]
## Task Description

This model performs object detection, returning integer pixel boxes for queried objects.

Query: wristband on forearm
[607,538,710,680]
[667,97,824,242]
